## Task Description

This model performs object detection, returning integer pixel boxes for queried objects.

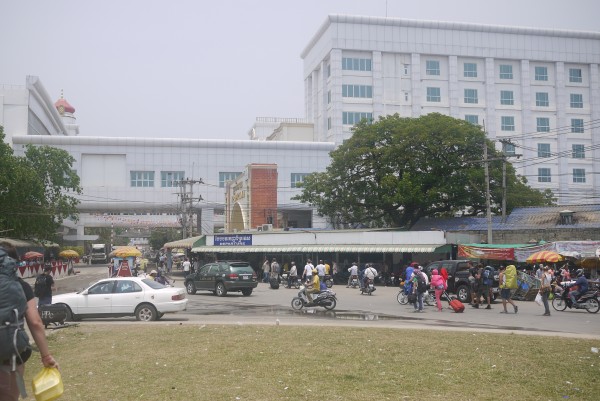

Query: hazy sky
[1,0,598,140]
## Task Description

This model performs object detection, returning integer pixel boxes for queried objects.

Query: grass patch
[23,324,600,401]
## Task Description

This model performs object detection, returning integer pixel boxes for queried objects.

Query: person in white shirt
[303,259,314,282]
[316,260,326,282]
[363,263,378,288]
[182,258,191,276]
[347,262,359,287]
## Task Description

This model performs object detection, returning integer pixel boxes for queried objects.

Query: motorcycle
[286,276,302,289]
[348,275,360,288]
[396,285,435,306]
[291,286,337,310]
[360,278,376,295]
[552,282,599,314]
[324,274,334,288]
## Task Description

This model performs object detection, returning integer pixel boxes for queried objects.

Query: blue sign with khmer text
[214,234,252,246]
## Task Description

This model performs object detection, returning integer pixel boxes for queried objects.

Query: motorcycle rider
[287,261,298,288]
[362,263,378,290]
[569,269,589,306]
[304,268,320,302]
[347,262,359,287]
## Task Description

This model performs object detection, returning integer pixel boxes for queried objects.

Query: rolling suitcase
[269,277,280,289]
[38,304,68,328]
[443,291,465,313]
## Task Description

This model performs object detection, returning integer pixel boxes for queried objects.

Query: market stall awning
[191,244,440,253]
[164,235,205,250]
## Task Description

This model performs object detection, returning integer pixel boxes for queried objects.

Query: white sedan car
[52,277,188,321]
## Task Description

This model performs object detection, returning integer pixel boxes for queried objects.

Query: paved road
[43,265,600,339]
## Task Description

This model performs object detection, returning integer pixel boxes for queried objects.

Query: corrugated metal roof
[411,205,600,231]
[192,245,440,253]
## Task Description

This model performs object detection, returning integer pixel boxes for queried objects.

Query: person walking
[430,269,446,312]
[316,260,326,283]
[287,261,298,288]
[412,267,427,313]
[498,265,518,314]
[270,258,280,281]
[1,243,59,401]
[34,265,55,307]
[182,258,191,277]
[302,259,314,282]
[262,258,270,283]
[539,265,552,316]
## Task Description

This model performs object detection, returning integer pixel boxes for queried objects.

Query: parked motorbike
[324,274,334,288]
[348,275,360,288]
[291,286,337,310]
[286,276,302,289]
[552,282,599,314]
[360,278,376,295]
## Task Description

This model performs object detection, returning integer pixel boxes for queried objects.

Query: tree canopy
[294,113,554,229]
[0,127,81,240]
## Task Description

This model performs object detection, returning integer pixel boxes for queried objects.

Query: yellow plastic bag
[32,367,64,401]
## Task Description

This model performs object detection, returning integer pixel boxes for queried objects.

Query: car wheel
[584,298,600,313]
[397,292,408,305]
[63,305,80,322]
[291,298,304,310]
[135,304,157,321]
[215,282,227,297]
[456,285,470,303]
[241,288,253,296]
[186,281,197,295]
[323,298,337,310]
[552,297,567,311]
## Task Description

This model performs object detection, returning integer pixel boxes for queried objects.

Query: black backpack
[483,267,494,286]
[416,272,428,293]
[34,274,47,298]
[0,249,31,366]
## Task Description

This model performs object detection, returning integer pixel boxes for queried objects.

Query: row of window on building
[129,171,310,188]
[340,57,585,84]
[537,168,587,183]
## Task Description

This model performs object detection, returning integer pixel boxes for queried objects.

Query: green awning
[164,235,205,249]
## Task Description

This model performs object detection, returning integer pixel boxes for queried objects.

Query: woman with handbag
[539,266,553,316]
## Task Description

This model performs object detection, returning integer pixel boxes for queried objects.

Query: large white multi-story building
[301,15,600,204]
[3,15,600,243]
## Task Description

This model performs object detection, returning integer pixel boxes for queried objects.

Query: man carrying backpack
[412,267,428,313]
[34,265,55,306]
[478,266,494,309]
[1,243,59,400]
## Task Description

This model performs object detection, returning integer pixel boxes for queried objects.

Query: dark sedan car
[184,261,258,296]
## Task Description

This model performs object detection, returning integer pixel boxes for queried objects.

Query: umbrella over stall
[23,251,44,260]
[109,246,142,258]
[526,250,564,264]
[59,250,79,259]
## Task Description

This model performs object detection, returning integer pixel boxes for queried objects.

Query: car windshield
[142,279,167,289]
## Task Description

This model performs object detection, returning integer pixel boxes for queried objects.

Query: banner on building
[458,245,515,260]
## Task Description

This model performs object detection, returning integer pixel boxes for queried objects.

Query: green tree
[149,228,181,251]
[0,127,82,240]
[294,113,554,229]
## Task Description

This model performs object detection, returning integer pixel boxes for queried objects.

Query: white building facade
[301,15,600,205]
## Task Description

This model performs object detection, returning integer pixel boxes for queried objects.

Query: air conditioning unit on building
[256,226,263,231]
[262,224,273,231]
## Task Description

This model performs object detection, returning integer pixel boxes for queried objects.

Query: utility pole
[177,178,203,239]
[483,141,493,244]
